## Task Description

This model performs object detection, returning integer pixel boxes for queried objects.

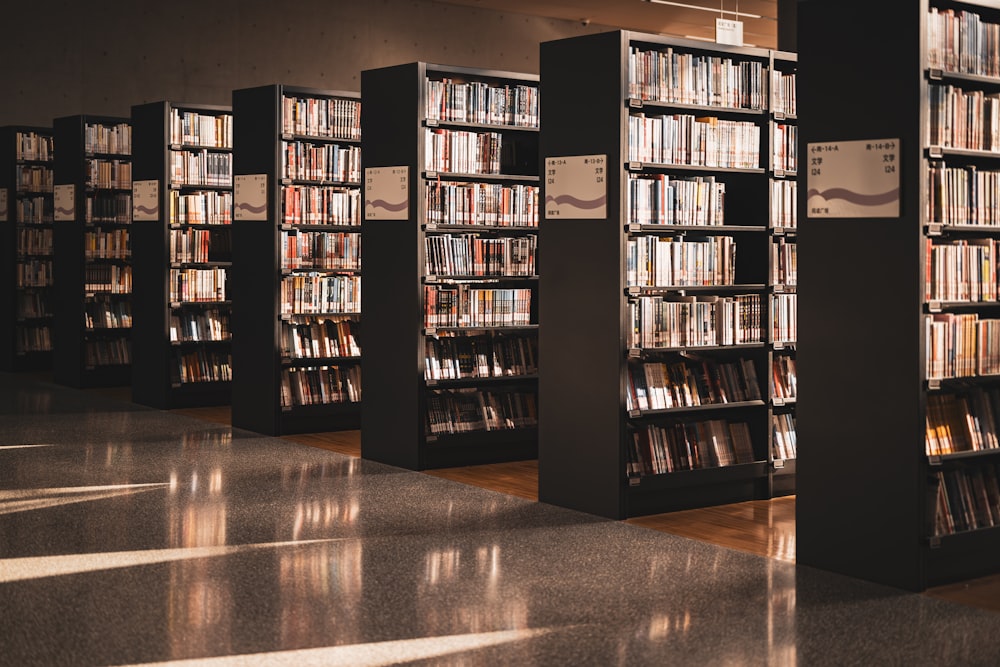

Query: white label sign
[234,174,268,221]
[807,139,900,218]
[716,18,744,46]
[132,179,160,221]
[364,166,409,220]
[544,154,607,220]
[0,189,7,221]
[54,184,75,221]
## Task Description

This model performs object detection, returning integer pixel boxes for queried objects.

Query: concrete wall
[1,0,610,126]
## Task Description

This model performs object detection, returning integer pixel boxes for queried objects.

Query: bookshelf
[52,115,132,388]
[538,31,797,518]
[361,62,540,469]
[797,0,1000,591]
[231,84,362,435]
[769,50,798,497]
[1,126,55,372]
[130,101,233,409]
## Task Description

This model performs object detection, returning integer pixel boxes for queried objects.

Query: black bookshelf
[1,126,55,372]
[231,84,362,435]
[797,0,1000,591]
[538,31,797,518]
[130,101,233,409]
[361,62,540,469]
[52,115,132,388]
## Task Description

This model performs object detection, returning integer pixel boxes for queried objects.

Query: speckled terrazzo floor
[2,373,1000,666]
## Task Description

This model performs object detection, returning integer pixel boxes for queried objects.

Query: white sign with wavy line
[235,174,268,221]
[132,179,160,221]
[806,138,900,218]
[544,154,607,220]
[54,184,75,221]
[364,166,409,220]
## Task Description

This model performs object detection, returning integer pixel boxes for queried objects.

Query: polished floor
[5,374,1000,665]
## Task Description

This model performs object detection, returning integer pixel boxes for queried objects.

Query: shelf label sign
[54,184,75,221]
[807,139,900,218]
[234,174,268,221]
[715,18,744,46]
[0,188,7,221]
[364,166,409,220]
[132,179,160,221]
[544,154,607,220]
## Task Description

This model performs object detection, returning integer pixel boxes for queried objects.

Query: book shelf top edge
[134,101,232,115]
[420,62,539,84]
[235,83,360,101]
[54,114,130,127]
[622,30,773,60]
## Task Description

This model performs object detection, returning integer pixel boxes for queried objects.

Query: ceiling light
[645,0,764,20]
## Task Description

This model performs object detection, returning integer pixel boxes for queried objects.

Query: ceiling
[429,0,779,48]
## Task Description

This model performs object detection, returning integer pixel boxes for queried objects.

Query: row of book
[84,299,132,330]
[424,332,537,381]
[772,123,797,172]
[425,129,502,174]
[87,192,131,224]
[16,260,53,287]
[17,228,52,256]
[283,185,359,226]
[168,229,225,264]
[281,231,361,271]
[16,325,51,353]
[933,464,1000,536]
[84,339,130,367]
[169,308,230,343]
[927,162,1000,226]
[169,150,233,187]
[426,388,537,435]
[283,141,361,183]
[627,419,756,476]
[16,196,52,224]
[926,388,1000,456]
[629,294,762,348]
[85,122,131,156]
[170,110,232,148]
[424,233,536,277]
[426,78,539,128]
[926,314,1000,379]
[172,348,232,384]
[771,179,797,228]
[170,190,233,226]
[17,293,50,319]
[169,268,226,303]
[628,113,761,169]
[282,95,361,141]
[626,234,736,287]
[772,413,796,461]
[281,274,361,315]
[626,174,726,227]
[771,70,797,117]
[281,365,361,407]
[772,354,797,400]
[927,7,1000,78]
[927,84,1000,152]
[15,131,53,161]
[84,229,129,259]
[773,293,797,344]
[86,159,131,190]
[281,317,360,359]
[627,46,766,110]
[84,265,131,293]
[424,286,532,328]
[425,181,539,227]
[925,238,999,302]
[16,165,54,192]
[772,238,797,286]
[625,356,762,412]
